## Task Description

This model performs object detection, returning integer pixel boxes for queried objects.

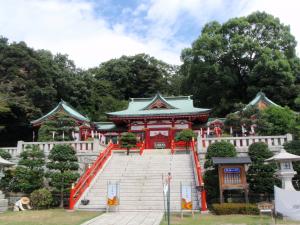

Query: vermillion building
[98,93,211,148]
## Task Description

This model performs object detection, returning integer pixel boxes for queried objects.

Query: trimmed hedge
[212,203,259,215]
[30,188,53,209]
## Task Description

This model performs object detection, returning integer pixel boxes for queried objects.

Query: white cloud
[0,0,183,68]
[0,0,299,69]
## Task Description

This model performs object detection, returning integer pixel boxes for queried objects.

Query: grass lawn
[0,208,100,225]
[160,213,299,225]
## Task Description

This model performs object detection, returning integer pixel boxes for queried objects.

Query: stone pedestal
[0,191,8,212]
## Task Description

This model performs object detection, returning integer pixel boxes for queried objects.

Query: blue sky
[0,0,299,68]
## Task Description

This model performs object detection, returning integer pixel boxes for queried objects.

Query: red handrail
[191,138,207,212]
[69,142,115,209]
[139,141,145,155]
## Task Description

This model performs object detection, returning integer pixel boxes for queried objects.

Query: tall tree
[180,12,300,115]
[90,54,179,99]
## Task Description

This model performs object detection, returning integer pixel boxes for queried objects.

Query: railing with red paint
[69,142,115,209]
[191,138,207,212]
[139,141,145,155]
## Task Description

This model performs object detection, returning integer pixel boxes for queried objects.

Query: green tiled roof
[244,91,280,110]
[94,122,116,130]
[107,93,211,117]
[31,100,90,125]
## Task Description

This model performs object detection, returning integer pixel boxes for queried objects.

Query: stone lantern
[265,148,300,190]
[0,156,14,212]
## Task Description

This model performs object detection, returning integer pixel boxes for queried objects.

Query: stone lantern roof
[266,149,300,162]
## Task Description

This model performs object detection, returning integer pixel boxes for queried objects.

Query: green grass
[0,209,100,225]
[160,213,299,225]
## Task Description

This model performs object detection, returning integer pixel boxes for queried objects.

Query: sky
[0,0,299,69]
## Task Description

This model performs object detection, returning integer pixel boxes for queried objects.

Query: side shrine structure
[31,93,211,149]
[30,91,282,149]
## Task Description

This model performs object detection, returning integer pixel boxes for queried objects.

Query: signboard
[224,168,240,173]
[107,183,119,206]
[181,184,192,210]
[155,142,166,149]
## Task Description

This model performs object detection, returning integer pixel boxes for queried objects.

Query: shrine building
[31,91,280,148]
[97,93,211,148]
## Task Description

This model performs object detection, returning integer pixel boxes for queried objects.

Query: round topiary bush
[205,141,237,168]
[30,188,53,209]
[248,142,273,163]
[204,141,237,203]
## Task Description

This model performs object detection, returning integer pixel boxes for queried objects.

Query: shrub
[212,203,259,215]
[204,141,236,202]
[0,149,12,159]
[247,142,277,195]
[30,188,53,209]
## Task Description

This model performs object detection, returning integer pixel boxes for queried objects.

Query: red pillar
[145,128,150,149]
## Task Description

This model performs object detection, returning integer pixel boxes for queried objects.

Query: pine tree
[47,144,79,208]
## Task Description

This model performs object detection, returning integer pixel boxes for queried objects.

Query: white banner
[275,186,300,221]
[107,183,119,206]
[150,130,169,137]
[181,185,192,210]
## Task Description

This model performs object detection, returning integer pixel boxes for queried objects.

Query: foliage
[180,11,300,116]
[284,140,300,190]
[212,203,259,215]
[225,105,260,135]
[175,129,196,150]
[30,188,53,209]
[0,149,11,159]
[120,132,137,155]
[247,142,277,194]
[47,144,79,207]
[13,145,45,193]
[204,141,237,202]
[256,106,298,136]
[204,141,237,168]
[90,54,179,99]
[38,114,77,141]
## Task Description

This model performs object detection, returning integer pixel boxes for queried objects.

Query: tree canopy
[180,11,300,115]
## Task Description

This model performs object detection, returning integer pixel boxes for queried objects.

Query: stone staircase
[76,150,200,211]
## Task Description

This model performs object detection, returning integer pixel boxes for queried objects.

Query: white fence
[1,139,106,158]
[197,133,293,154]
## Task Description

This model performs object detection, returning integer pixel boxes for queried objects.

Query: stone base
[0,191,8,212]
[0,199,8,212]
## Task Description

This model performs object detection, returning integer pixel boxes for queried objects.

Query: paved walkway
[81,211,164,225]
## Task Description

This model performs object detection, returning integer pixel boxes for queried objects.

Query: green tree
[14,145,45,193]
[38,114,77,141]
[90,54,179,99]
[203,141,237,202]
[247,142,276,196]
[175,129,196,151]
[225,105,260,135]
[284,140,300,190]
[256,106,297,136]
[120,132,137,155]
[180,12,300,115]
[47,144,79,208]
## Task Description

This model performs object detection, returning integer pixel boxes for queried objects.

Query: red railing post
[69,183,75,210]
[191,137,208,212]
[201,189,207,211]
[171,139,174,154]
